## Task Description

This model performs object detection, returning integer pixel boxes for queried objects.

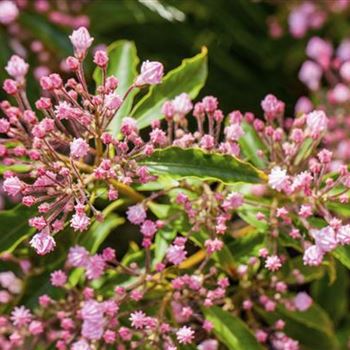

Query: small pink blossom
[70,212,90,232]
[176,326,195,344]
[268,166,289,191]
[167,244,187,265]
[294,292,313,311]
[3,176,23,196]
[10,306,32,326]
[172,93,193,115]
[29,232,56,255]
[70,138,89,159]
[5,55,29,81]
[303,245,324,266]
[0,0,19,24]
[50,270,67,287]
[136,60,164,86]
[126,204,146,224]
[265,255,282,271]
[69,27,94,56]
[306,110,328,138]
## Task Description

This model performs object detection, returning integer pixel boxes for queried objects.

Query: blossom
[299,60,322,91]
[5,55,29,81]
[69,27,94,55]
[265,255,282,271]
[28,320,44,335]
[205,239,223,254]
[172,93,193,115]
[268,166,289,191]
[70,138,89,158]
[127,204,146,224]
[10,306,32,326]
[50,270,67,287]
[68,246,89,267]
[0,0,19,24]
[303,245,324,266]
[29,232,56,255]
[306,37,333,68]
[85,255,106,280]
[198,339,219,350]
[306,110,328,137]
[261,94,285,120]
[71,340,91,350]
[129,310,148,329]
[105,92,122,110]
[70,213,90,232]
[3,176,23,197]
[166,244,187,265]
[136,60,164,86]
[337,225,350,245]
[81,300,105,340]
[294,292,313,311]
[312,226,337,252]
[176,326,195,344]
[93,50,109,68]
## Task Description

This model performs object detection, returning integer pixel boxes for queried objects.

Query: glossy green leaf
[131,47,208,129]
[93,40,140,136]
[238,121,267,168]
[203,306,264,350]
[139,147,265,184]
[0,205,35,253]
[332,245,350,269]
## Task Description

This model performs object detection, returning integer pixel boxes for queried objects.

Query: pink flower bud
[3,79,18,95]
[70,138,89,158]
[94,50,109,67]
[69,27,94,56]
[0,0,19,25]
[66,56,80,70]
[136,60,163,86]
[3,176,23,196]
[30,232,56,255]
[5,55,29,81]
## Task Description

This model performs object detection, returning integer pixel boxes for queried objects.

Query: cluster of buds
[1,26,164,254]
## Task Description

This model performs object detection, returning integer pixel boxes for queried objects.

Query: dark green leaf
[0,205,35,253]
[139,147,265,184]
[332,245,350,269]
[203,306,264,350]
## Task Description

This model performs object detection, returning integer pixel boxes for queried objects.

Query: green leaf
[203,306,264,350]
[332,245,350,269]
[311,261,349,325]
[0,205,35,253]
[139,147,265,184]
[93,40,140,136]
[237,204,269,232]
[78,214,125,254]
[131,47,208,129]
[153,226,176,266]
[238,121,267,168]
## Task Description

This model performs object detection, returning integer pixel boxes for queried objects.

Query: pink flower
[202,96,218,113]
[303,245,324,266]
[295,96,313,114]
[176,326,195,344]
[299,61,322,91]
[255,329,268,343]
[294,292,313,311]
[205,239,223,254]
[261,94,285,120]
[268,166,289,192]
[140,220,157,238]
[172,93,193,115]
[136,60,164,86]
[69,27,94,56]
[10,306,32,326]
[81,300,105,340]
[166,244,187,265]
[93,50,109,68]
[29,232,56,255]
[198,339,218,350]
[70,212,90,232]
[265,255,282,271]
[126,204,146,224]
[312,226,337,252]
[3,176,23,196]
[306,110,328,138]
[50,270,67,287]
[28,320,44,335]
[222,192,244,211]
[105,92,122,110]
[129,311,148,329]
[5,55,29,81]
[306,37,333,68]
[68,245,89,267]
[337,225,350,245]
[85,255,105,280]
[0,0,19,25]
[224,123,244,141]
[72,340,91,350]
[70,138,89,158]
[120,117,138,136]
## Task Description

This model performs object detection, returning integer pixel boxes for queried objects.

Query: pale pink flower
[166,244,187,265]
[303,245,324,266]
[340,61,350,82]
[70,138,89,158]
[71,340,91,350]
[10,306,32,326]
[294,292,313,311]
[306,110,328,137]
[295,96,313,114]
[172,93,193,115]
[140,220,157,238]
[0,0,19,24]
[93,50,109,68]
[85,255,105,280]
[136,60,163,86]
[50,270,67,287]
[68,246,89,267]
[265,255,282,271]
[328,83,350,104]
[222,192,244,210]
[205,238,223,254]
[69,27,94,55]
[337,39,350,61]
[198,339,219,350]
[5,55,29,81]
[105,93,122,110]
[312,226,337,252]
[306,37,333,68]
[224,123,244,141]
[126,204,146,224]
[337,225,350,245]
[130,310,148,329]
[28,320,44,335]
[3,176,23,196]
[120,117,138,136]
[81,300,105,340]
[29,232,56,255]
[299,61,322,91]
[261,94,285,120]
[255,329,268,343]
[70,212,90,232]
[176,326,195,344]
[268,166,289,191]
